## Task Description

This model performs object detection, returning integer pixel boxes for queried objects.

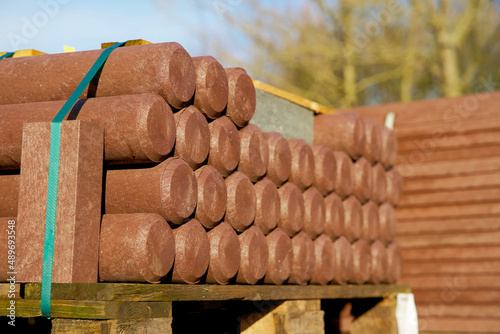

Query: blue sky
[0,0,291,67]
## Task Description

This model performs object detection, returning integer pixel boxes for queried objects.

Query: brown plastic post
[105,157,198,225]
[238,124,269,182]
[264,228,292,285]
[225,67,256,127]
[207,116,241,177]
[0,43,196,109]
[363,119,382,164]
[385,242,402,283]
[349,239,371,285]
[342,196,363,243]
[324,192,345,240]
[0,175,19,216]
[194,165,227,229]
[379,202,396,244]
[310,234,335,285]
[16,121,103,283]
[352,157,372,204]
[289,231,315,285]
[174,105,210,169]
[0,93,176,168]
[332,151,354,199]
[225,171,256,232]
[99,213,175,283]
[312,145,336,196]
[371,163,387,204]
[206,222,240,285]
[264,132,291,187]
[236,226,269,284]
[314,112,366,160]
[385,168,403,206]
[171,219,210,284]
[254,178,280,235]
[369,240,388,284]
[361,200,379,243]
[192,56,228,119]
[0,217,16,282]
[379,125,398,169]
[277,182,305,237]
[331,236,353,285]
[288,139,315,191]
[302,187,326,239]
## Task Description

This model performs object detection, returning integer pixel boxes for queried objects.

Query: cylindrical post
[331,236,353,285]
[352,157,372,204]
[238,124,269,182]
[386,242,402,283]
[0,43,196,109]
[385,168,403,206]
[0,93,176,168]
[332,151,354,199]
[264,132,291,187]
[349,239,371,285]
[236,226,269,284]
[361,201,379,243]
[324,193,345,240]
[207,116,241,177]
[174,105,210,169]
[314,112,366,160]
[302,187,326,239]
[105,157,198,225]
[288,139,315,191]
[206,222,240,285]
[277,182,305,237]
[99,213,175,283]
[312,145,336,196]
[379,203,397,244]
[363,119,382,164]
[194,165,227,229]
[310,234,335,285]
[369,240,388,284]
[379,125,398,169]
[254,178,280,234]
[289,231,315,285]
[342,196,363,243]
[371,163,387,204]
[225,68,256,127]
[171,219,210,284]
[264,228,292,285]
[192,56,228,119]
[225,172,256,232]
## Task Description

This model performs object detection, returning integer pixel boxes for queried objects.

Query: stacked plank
[349,91,500,333]
[0,42,400,287]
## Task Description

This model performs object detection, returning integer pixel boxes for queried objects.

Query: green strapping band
[40,41,125,318]
[0,52,14,60]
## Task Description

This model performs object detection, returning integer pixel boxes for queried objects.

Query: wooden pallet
[0,283,409,333]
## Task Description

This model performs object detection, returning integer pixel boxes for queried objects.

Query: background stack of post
[0,41,401,287]
[347,91,500,333]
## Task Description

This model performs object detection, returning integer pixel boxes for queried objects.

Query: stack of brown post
[313,112,403,286]
[347,91,500,333]
[0,42,400,287]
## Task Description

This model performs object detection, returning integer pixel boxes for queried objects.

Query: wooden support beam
[20,283,410,302]
[241,300,324,334]
[398,144,500,164]
[397,187,500,207]
[52,318,172,334]
[396,203,500,221]
[402,171,500,193]
[350,295,398,334]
